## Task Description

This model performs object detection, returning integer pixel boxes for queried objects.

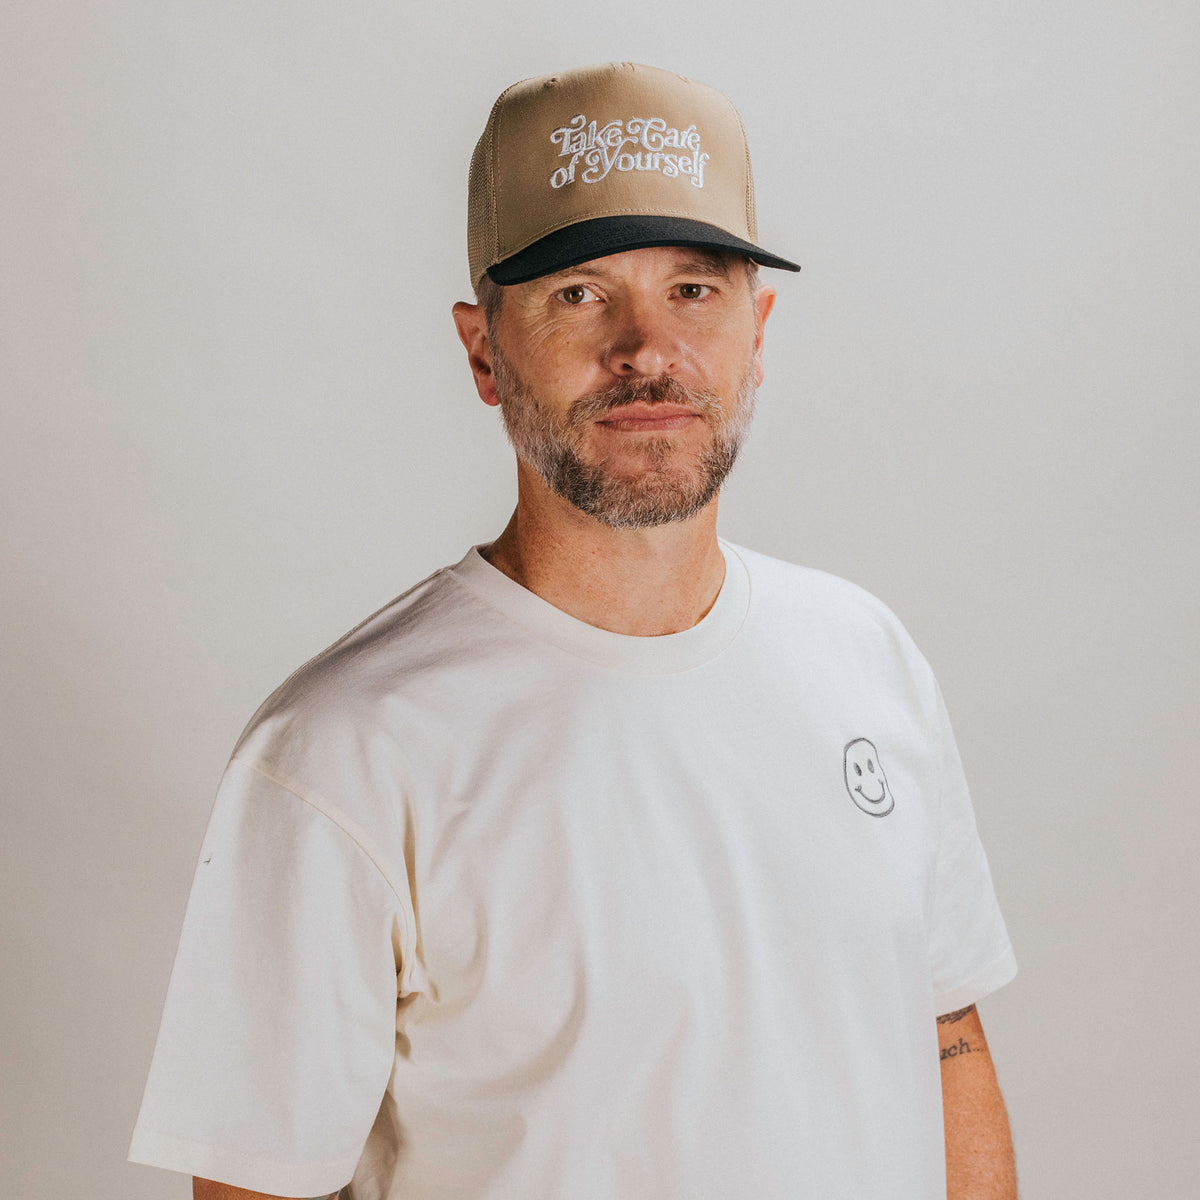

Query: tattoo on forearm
[937,1004,985,1063]
[939,1036,985,1062]
[936,1004,976,1025]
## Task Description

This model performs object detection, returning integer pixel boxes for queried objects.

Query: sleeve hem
[933,943,1017,1015]
[128,1125,355,1197]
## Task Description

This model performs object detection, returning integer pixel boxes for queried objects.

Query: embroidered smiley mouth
[854,783,888,805]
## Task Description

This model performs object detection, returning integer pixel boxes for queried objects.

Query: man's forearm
[938,1005,1017,1199]
[192,1179,335,1200]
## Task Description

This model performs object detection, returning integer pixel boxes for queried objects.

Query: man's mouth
[596,404,700,432]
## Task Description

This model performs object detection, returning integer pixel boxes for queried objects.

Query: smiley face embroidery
[843,738,894,817]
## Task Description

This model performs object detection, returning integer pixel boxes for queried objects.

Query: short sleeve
[926,683,1017,1013]
[128,759,403,1196]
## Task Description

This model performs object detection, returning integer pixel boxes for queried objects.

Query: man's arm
[193,1180,335,1200]
[938,1004,1017,1199]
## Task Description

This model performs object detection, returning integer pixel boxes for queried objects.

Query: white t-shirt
[129,541,1015,1199]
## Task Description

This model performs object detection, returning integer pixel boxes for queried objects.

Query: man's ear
[452,301,500,408]
[751,284,776,388]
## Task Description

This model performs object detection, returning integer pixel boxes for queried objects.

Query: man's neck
[481,475,726,637]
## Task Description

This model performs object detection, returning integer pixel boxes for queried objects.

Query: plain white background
[3,2,1197,1196]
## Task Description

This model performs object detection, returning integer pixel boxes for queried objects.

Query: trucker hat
[467,62,801,288]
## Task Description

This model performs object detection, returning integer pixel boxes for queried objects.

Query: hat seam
[729,102,756,242]
[488,89,512,272]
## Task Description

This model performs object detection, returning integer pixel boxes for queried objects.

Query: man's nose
[604,299,682,378]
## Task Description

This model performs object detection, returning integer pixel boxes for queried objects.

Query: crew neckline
[448,538,751,674]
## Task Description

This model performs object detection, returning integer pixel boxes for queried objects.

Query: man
[130,63,1017,1198]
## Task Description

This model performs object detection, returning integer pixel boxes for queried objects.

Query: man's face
[481,246,774,529]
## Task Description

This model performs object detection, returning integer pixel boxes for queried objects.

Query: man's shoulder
[729,539,941,711]
[728,540,911,637]
[231,551,493,759]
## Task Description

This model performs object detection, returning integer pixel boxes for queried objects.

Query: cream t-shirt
[129,541,1015,1198]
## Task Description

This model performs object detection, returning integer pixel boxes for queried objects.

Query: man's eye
[678,283,710,300]
[559,285,593,305]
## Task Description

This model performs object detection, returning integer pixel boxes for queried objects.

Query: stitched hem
[128,1125,354,1196]
[934,944,1018,1015]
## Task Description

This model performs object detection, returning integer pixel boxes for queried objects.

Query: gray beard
[491,345,757,530]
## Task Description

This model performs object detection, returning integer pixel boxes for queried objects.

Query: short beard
[491,344,757,530]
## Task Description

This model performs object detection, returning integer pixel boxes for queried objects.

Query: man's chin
[549,458,725,529]
[576,433,709,475]
[504,394,751,529]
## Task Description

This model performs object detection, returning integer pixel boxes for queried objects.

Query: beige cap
[467,62,800,288]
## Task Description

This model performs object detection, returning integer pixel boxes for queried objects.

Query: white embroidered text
[549,114,709,189]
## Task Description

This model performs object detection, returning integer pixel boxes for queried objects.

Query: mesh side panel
[466,119,497,290]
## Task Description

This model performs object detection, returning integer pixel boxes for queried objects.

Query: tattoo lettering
[937,1005,987,1063]
[939,1036,982,1061]
[936,1004,975,1025]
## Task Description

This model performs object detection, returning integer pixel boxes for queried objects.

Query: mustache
[565,376,726,426]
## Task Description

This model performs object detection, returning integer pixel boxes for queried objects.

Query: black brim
[487,215,800,285]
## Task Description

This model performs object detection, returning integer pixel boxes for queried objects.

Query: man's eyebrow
[537,263,607,284]
[665,252,740,279]
[684,248,747,275]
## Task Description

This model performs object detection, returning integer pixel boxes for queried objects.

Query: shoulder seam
[230,756,412,913]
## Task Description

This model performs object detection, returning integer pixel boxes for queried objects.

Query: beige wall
[3,3,1196,1196]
